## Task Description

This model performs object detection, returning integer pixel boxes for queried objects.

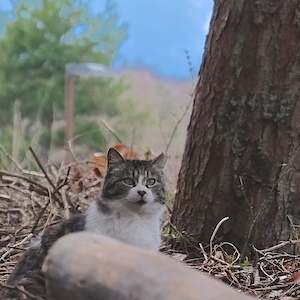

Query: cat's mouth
[136,199,147,206]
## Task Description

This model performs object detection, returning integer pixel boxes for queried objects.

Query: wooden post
[43,232,253,300]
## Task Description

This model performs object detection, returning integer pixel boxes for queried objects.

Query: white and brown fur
[1,148,166,299]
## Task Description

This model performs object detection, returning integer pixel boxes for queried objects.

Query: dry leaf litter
[0,148,299,299]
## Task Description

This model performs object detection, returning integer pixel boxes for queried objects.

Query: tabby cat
[1,147,166,299]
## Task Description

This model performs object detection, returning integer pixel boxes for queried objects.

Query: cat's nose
[137,190,146,197]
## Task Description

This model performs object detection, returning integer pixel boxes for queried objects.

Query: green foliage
[74,76,129,117]
[41,120,107,152]
[120,98,153,124]
[0,0,154,164]
[112,94,154,142]
[0,124,39,171]
[0,0,127,127]
[0,127,16,157]
[241,258,251,267]
[166,192,176,206]
[73,121,107,152]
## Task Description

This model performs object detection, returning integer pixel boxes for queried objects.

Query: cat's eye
[146,178,156,186]
[123,178,135,186]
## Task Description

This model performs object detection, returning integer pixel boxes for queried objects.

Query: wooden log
[43,232,253,300]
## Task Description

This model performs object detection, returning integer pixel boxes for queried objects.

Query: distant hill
[116,69,193,109]
[115,69,194,152]
[115,69,196,189]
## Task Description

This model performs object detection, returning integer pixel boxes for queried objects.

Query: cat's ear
[151,153,167,169]
[107,148,125,166]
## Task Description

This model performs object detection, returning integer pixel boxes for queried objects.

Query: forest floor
[0,153,299,299]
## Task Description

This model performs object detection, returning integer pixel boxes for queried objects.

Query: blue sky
[2,0,214,80]
[99,0,214,79]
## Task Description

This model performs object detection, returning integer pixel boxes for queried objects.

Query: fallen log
[43,232,253,300]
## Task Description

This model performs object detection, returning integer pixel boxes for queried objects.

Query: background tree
[171,0,300,256]
[0,0,127,152]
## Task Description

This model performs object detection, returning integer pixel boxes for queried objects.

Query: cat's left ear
[107,148,125,167]
[151,153,167,169]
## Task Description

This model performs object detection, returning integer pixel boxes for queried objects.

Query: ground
[0,156,300,299]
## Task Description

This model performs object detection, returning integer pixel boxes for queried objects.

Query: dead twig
[98,119,122,143]
[0,282,44,300]
[210,217,230,257]
[28,147,55,190]
[259,239,300,254]
[164,96,193,153]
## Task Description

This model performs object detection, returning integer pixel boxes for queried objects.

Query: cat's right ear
[107,148,125,167]
[151,152,167,169]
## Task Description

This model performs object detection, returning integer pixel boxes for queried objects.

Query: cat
[1,147,166,299]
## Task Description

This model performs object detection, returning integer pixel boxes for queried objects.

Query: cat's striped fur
[1,148,166,299]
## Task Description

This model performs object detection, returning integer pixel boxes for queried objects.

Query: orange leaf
[123,149,139,159]
[283,272,300,283]
[91,153,107,178]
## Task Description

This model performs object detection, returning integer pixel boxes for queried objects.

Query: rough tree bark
[171,0,300,256]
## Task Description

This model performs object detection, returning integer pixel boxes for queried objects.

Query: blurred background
[0,0,213,189]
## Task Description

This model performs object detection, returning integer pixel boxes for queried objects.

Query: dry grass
[0,158,102,284]
[162,232,300,299]
[0,155,300,299]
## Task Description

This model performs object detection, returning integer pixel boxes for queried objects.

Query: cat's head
[101,148,166,214]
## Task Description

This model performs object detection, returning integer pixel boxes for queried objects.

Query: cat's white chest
[85,202,162,251]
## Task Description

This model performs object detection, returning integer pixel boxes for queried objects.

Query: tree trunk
[171,0,300,256]
[43,232,253,300]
